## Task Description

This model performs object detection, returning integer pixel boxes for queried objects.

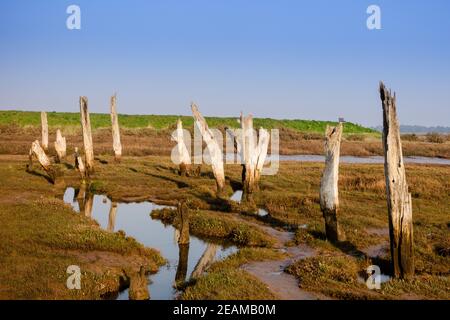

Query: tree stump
[110,94,122,162]
[41,112,48,151]
[79,96,94,174]
[319,123,345,243]
[191,103,225,193]
[54,129,66,163]
[379,81,414,279]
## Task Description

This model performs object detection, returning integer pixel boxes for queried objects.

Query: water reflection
[63,187,237,300]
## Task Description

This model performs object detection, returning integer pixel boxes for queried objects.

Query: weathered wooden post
[191,103,225,193]
[79,96,94,174]
[110,94,122,162]
[41,111,48,151]
[239,114,270,199]
[191,243,218,279]
[27,140,56,183]
[319,123,345,243]
[107,202,118,232]
[54,129,66,163]
[379,81,414,278]
[172,118,191,176]
[74,147,86,179]
[178,201,190,245]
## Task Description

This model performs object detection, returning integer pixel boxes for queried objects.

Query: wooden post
[178,202,190,245]
[27,140,56,183]
[240,114,270,199]
[319,123,345,243]
[191,243,218,279]
[379,81,414,279]
[80,96,94,174]
[74,147,86,179]
[110,94,122,162]
[191,103,225,193]
[54,129,66,163]
[41,112,48,151]
[172,118,191,176]
[108,202,118,232]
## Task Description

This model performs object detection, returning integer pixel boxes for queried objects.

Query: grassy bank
[0,110,375,134]
[0,157,165,299]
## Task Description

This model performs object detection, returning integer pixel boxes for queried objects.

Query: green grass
[0,110,376,134]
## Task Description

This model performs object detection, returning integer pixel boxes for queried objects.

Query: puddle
[230,190,269,217]
[63,187,237,300]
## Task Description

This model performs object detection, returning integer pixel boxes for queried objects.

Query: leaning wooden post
[172,118,191,176]
[79,96,94,174]
[27,140,56,183]
[191,103,225,193]
[178,202,190,245]
[319,123,345,243]
[379,81,414,278]
[41,111,48,151]
[54,129,66,163]
[110,94,122,162]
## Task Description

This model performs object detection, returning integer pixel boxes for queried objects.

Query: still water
[63,187,237,300]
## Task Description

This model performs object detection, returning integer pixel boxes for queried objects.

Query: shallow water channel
[63,187,237,300]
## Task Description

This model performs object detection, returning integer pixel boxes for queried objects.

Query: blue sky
[0,0,449,126]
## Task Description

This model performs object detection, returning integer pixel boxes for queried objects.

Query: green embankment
[0,110,376,134]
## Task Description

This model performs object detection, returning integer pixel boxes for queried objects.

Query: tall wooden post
[80,96,94,174]
[172,118,191,176]
[239,114,270,199]
[110,94,122,162]
[319,123,345,243]
[379,82,414,278]
[41,112,48,151]
[54,129,66,163]
[191,103,225,193]
[178,202,190,245]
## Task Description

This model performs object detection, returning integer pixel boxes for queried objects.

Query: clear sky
[0,0,449,126]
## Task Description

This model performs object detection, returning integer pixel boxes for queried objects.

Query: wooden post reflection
[107,202,118,232]
[174,243,190,288]
[191,243,218,279]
